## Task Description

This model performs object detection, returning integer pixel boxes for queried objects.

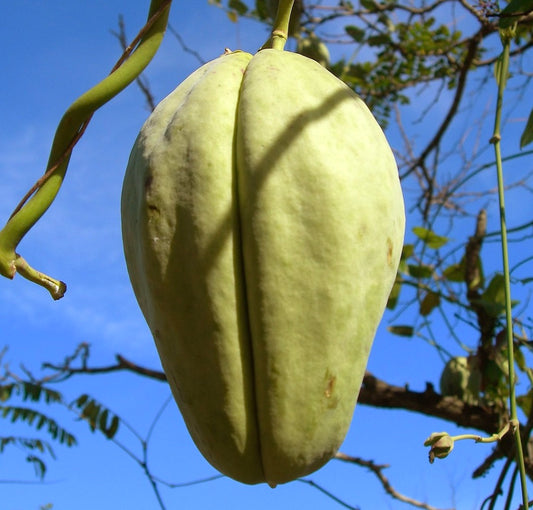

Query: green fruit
[297,34,330,67]
[121,48,405,487]
[440,356,481,404]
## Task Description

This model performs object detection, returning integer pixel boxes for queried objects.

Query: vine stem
[492,33,529,509]
[261,0,294,50]
[0,0,172,299]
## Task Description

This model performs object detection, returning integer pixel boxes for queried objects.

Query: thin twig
[111,14,156,111]
[296,478,360,510]
[335,452,449,510]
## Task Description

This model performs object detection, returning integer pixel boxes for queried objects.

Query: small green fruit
[121,49,405,486]
[297,34,330,67]
[440,356,481,404]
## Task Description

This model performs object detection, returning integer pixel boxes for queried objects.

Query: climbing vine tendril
[0,0,172,299]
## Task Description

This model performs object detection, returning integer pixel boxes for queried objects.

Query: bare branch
[335,452,447,510]
[111,14,156,111]
[167,24,206,64]
[42,353,166,382]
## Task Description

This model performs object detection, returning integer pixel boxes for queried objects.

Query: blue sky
[1,2,532,509]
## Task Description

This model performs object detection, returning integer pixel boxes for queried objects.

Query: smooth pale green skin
[121,49,405,487]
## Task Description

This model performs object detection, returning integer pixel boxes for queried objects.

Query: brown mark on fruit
[324,373,339,410]
[325,375,336,398]
[144,174,153,191]
[386,238,394,267]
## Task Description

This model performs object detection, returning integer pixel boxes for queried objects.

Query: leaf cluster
[0,381,75,479]
[0,377,120,481]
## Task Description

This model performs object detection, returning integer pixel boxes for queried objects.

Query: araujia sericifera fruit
[121,48,405,487]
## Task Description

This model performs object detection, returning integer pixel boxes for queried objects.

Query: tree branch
[334,452,445,510]
[42,353,166,382]
[41,348,533,481]
[359,372,501,434]
[42,349,502,434]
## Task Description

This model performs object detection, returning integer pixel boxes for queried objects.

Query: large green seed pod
[121,48,405,487]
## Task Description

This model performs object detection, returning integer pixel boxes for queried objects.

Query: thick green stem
[261,0,294,50]
[0,0,171,298]
[492,38,529,509]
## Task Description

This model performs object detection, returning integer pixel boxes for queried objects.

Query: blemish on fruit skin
[324,375,336,398]
[386,238,394,266]
[324,373,339,410]
[144,174,153,191]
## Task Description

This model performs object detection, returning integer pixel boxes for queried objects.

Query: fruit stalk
[262,0,294,50]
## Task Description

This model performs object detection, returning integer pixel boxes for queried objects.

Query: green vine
[0,0,172,299]
[424,4,531,506]
[491,22,529,510]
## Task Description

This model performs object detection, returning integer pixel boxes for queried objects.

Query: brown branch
[465,208,487,297]
[464,209,496,345]
[167,24,206,65]
[359,372,502,434]
[42,353,166,382]
[37,349,533,482]
[44,349,505,436]
[43,347,503,435]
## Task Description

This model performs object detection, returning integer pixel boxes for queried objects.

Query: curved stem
[0,0,172,297]
[261,0,294,50]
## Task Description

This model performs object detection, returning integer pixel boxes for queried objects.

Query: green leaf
[442,262,465,282]
[387,278,402,310]
[254,0,270,19]
[345,25,365,42]
[367,34,391,46]
[499,0,533,29]
[420,291,440,316]
[520,108,533,148]
[360,0,377,10]
[81,400,101,431]
[402,244,414,259]
[228,0,248,15]
[408,263,434,278]
[412,226,449,249]
[0,406,77,447]
[98,409,119,439]
[514,344,527,372]
[26,454,47,479]
[0,384,15,402]
[388,325,414,337]
[75,394,89,408]
[398,244,414,274]
[76,396,120,439]
[474,273,519,318]
[517,389,533,417]
[21,382,62,404]
[106,416,120,440]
